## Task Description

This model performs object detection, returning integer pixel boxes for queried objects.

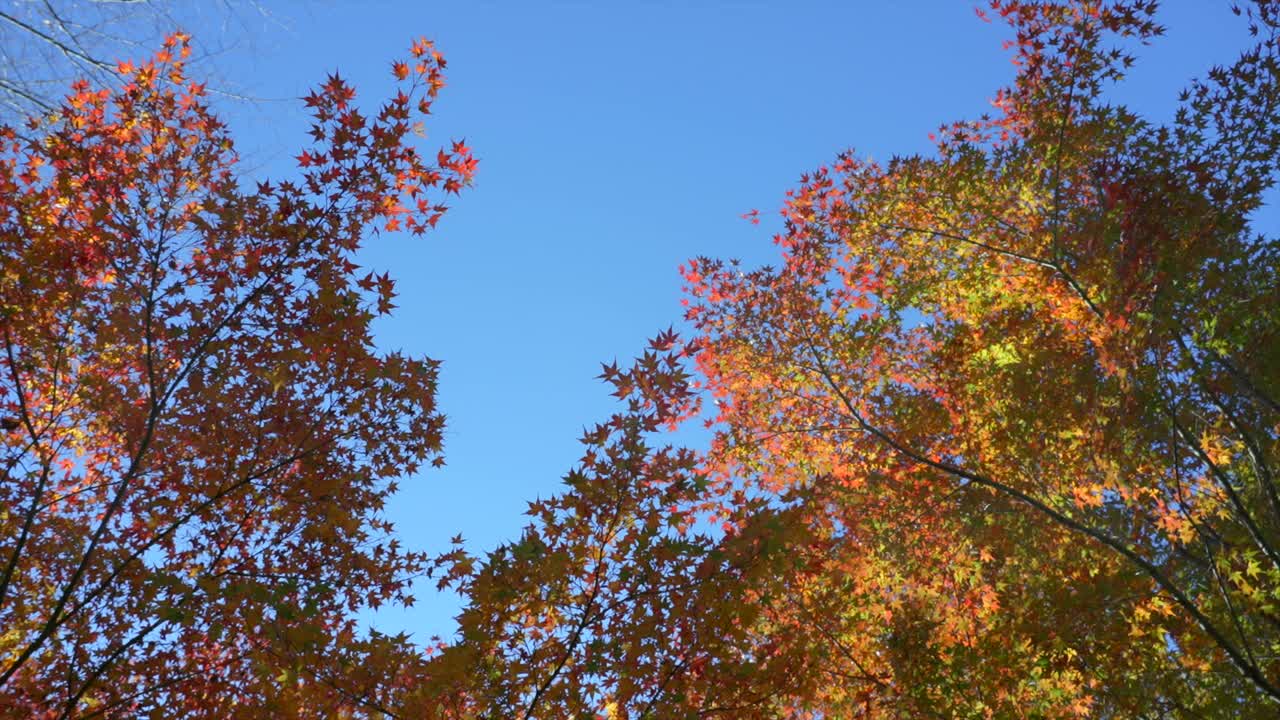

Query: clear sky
[181,1,1268,642]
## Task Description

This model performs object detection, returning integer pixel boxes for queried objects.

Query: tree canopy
[0,35,473,717]
[3,1,1280,718]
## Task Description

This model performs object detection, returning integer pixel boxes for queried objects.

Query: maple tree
[409,1,1280,718]
[0,34,474,717]
[677,0,1280,716]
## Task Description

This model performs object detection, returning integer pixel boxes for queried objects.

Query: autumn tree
[416,2,1280,718]
[677,0,1280,716]
[0,34,474,718]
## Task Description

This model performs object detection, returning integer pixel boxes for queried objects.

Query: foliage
[678,0,1280,715]
[415,334,830,719]
[4,2,1278,718]
[421,1,1280,718]
[0,34,474,718]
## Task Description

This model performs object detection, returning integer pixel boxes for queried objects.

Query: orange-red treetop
[0,35,473,717]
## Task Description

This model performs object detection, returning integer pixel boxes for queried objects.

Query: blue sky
[188,1,1266,641]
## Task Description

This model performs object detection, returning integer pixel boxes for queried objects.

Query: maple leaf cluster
[0,34,472,717]
[667,1,1280,716]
